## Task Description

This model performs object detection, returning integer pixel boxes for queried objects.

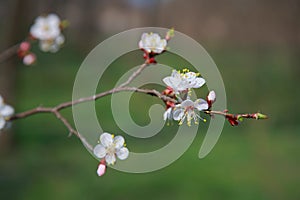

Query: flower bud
[23,53,36,66]
[165,28,175,41]
[162,86,174,96]
[97,160,106,176]
[226,115,239,126]
[254,113,268,120]
[206,90,216,108]
[19,41,31,52]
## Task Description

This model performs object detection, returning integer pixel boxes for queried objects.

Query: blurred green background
[1,0,300,199]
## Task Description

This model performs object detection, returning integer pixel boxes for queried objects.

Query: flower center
[106,144,116,155]
[43,25,50,31]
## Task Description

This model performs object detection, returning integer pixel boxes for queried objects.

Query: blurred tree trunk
[0,0,28,153]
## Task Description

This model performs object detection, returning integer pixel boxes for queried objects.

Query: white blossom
[93,133,129,165]
[39,34,65,53]
[30,14,65,53]
[30,14,61,40]
[163,70,206,94]
[139,32,167,54]
[0,95,14,131]
[173,98,208,126]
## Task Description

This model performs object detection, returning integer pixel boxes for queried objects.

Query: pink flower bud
[19,41,31,52]
[97,163,106,176]
[23,53,36,65]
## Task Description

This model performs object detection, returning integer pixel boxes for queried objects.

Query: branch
[7,62,175,151]
[0,43,20,63]
[205,110,268,126]
[9,87,174,121]
[118,62,148,88]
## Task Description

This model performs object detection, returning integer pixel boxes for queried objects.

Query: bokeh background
[0,0,300,199]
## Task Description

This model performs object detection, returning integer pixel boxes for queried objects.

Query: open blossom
[163,69,206,94]
[93,132,129,165]
[39,34,65,53]
[30,14,61,40]
[0,95,14,131]
[139,32,167,54]
[173,98,208,126]
[30,13,65,53]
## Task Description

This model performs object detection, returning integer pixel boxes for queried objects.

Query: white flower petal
[191,77,206,88]
[113,136,125,149]
[49,44,60,53]
[0,117,5,130]
[116,147,129,160]
[93,144,106,158]
[0,105,14,117]
[39,40,52,52]
[55,34,65,46]
[163,107,172,121]
[194,99,209,111]
[100,132,113,147]
[181,99,194,107]
[162,77,174,87]
[173,109,184,121]
[47,14,60,26]
[105,154,116,165]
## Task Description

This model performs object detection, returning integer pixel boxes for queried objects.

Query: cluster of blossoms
[0,95,14,131]
[0,29,267,178]
[17,13,67,66]
[93,132,129,176]
[161,69,216,126]
[138,31,219,126]
[30,13,66,53]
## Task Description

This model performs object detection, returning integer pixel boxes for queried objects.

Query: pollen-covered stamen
[173,98,208,126]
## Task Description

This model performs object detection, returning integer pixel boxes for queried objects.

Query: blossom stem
[205,110,268,120]
[118,62,149,88]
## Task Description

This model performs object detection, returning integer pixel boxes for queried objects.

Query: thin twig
[0,43,20,63]
[118,62,149,88]
[10,87,174,120]
[7,62,173,151]
[205,110,268,120]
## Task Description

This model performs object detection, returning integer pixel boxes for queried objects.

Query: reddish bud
[162,86,174,96]
[226,116,239,126]
[146,57,157,64]
[19,41,31,52]
[166,101,175,109]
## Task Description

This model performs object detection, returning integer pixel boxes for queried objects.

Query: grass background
[0,41,299,200]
